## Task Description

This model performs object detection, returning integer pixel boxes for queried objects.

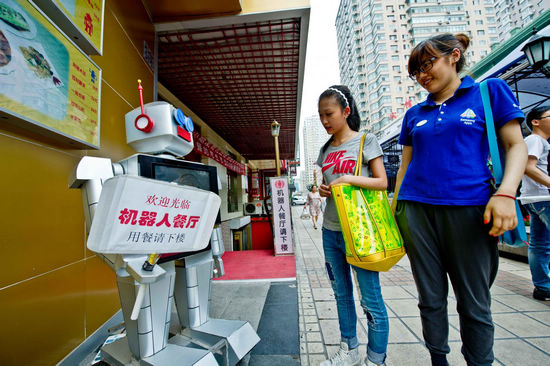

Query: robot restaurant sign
[270,177,294,255]
[87,175,221,254]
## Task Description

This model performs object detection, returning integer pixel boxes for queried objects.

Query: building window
[226,151,240,213]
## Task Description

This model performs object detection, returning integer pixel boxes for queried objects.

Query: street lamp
[271,119,281,176]
[521,28,550,77]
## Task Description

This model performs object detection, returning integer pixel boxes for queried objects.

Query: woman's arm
[483,119,527,236]
[391,146,412,212]
[328,156,388,190]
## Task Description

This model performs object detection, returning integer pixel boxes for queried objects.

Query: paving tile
[385,317,418,342]
[493,313,550,337]
[307,342,325,354]
[316,301,338,319]
[401,284,419,298]
[494,339,550,365]
[305,323,320,332]
[307,332,322,342]
[524,337,550,354]
[489,298,516,313]
[490,285,516,295]
[381,285,415,299]
[303,309,316,316]
[305,315,318,323]
[385,298,421,317]
[312,288,334,301]
[492,294,550,312]
[385,343,431,365]
[524,311,550,326]
[320,319,341,345]
[308,354,327,364]
[300,355,309,366]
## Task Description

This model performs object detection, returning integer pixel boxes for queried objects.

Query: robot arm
[210,226,225,278]
[69,156,125,271]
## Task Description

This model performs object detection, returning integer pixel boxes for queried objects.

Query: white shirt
[520,134,550,204]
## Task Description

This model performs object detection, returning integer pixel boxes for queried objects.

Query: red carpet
[214,249,296,280]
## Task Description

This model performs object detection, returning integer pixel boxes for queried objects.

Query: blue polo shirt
[397,76,524,206]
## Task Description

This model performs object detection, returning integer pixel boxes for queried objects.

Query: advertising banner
[193,130,247,175]
[270,176,294,255]
[87,175,221,254]
[0,0,101,148]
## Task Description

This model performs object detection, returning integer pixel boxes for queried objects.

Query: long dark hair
[319,85,361,153]
[408,33,470,75]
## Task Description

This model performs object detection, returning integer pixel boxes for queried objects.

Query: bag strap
[480,80,504,184]
[480,80,528,245]
[353,133,366,177]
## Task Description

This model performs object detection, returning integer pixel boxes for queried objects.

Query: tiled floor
[292,206,550,366]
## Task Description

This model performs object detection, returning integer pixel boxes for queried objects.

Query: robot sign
[87,175,221,254]
[270,176,294,255]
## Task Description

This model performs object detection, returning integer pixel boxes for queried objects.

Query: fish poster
[0,0,101,148]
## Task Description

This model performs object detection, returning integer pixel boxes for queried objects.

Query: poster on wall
[32,0,105,54]
[270,176,294,256]
[0,0,102,148]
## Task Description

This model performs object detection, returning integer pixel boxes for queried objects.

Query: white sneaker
[320,342,363,366]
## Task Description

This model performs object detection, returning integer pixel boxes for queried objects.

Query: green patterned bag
[331,134,405,271]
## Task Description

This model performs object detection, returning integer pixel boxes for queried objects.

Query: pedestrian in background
[392,33,527,366]
[317,85,389,366]
[306,185,322,229]
[519,105,550,301]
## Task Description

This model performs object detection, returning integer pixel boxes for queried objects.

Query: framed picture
[0,0,102,148]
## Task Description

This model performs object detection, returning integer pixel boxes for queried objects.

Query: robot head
[125,101,195,157]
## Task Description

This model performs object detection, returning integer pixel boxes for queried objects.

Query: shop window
[226,152,240,213]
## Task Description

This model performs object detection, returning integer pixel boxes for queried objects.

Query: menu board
[32,0,104,54]
[0,0,101,148]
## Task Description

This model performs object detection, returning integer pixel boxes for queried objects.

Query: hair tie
[327,87,349,108]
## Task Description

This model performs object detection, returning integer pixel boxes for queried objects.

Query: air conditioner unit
[243,201,264,215]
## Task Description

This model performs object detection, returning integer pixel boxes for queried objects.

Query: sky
[297,0,341,177]
[300,0,341,119]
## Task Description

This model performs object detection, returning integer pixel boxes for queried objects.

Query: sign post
[269,176,294,256]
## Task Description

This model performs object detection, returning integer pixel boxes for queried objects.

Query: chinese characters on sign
[193,131,247,175]
[87,176,221,254]
[270,177,294,255]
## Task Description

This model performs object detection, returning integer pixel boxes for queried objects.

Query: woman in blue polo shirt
[393,33,527,366]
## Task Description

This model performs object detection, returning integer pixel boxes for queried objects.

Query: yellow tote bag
[331,134,405,272]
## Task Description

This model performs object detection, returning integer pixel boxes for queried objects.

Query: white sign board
[270,177,294,255]
[87,175,221,254]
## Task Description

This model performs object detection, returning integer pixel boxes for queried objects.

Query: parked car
[292,195,307,206]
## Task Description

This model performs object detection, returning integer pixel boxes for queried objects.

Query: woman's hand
[483,195,518,237]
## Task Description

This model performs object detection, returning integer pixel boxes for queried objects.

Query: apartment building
[301,114,328,190]
[494,0,547,43]
[335,0,525,134]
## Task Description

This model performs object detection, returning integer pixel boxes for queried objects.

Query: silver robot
[69,92,259,365]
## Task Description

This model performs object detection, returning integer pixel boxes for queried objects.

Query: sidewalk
[292,206,550,366]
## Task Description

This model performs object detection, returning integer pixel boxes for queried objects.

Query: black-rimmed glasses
[409,56,438,80]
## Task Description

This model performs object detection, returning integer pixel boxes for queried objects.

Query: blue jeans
[525,201,550,292]
[322,228,389,365]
